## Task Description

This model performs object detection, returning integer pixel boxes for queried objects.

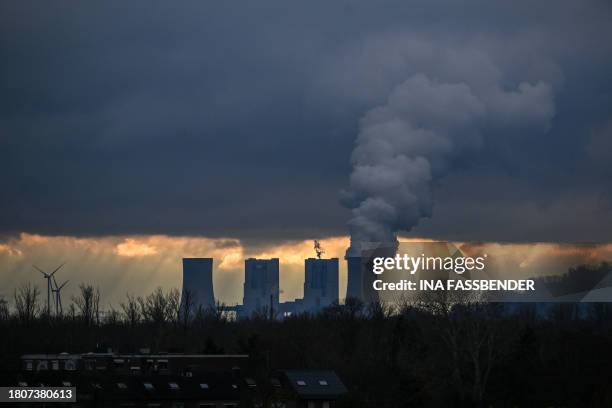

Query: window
[199,383,209,389]
[36,360,49,371]
[169,382,179,390]
[270,378,281,387]
[296,380,307,386]
[51,360,59,370]
[246,378,257,387]
[92,382,102,389]
[65,360,77,371]
[117,382,128,389]
[307,402,315,408]
[143,382,154,391]
[322,402,330,408]
[231,384,238,389]
[25,360,33,371]
[318,380,328,386]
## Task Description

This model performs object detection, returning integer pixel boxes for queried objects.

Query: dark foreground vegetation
[2,274,612,407]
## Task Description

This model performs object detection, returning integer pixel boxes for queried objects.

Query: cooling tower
[182,258,215,310]
[346,248,390,303]
[345,256,364,301]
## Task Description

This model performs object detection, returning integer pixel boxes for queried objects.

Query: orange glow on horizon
[1,232,612,306]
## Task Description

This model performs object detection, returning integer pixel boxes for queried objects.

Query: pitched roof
[14,372,242,402]
[280,370,347,399]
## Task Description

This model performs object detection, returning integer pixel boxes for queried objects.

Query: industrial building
[303,258,339,313]
[180,254,359,319]
[181,258,216,310]
[242,258,280,317]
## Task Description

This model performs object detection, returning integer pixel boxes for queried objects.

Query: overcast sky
[2,1,612,245]
[2,1,612,304]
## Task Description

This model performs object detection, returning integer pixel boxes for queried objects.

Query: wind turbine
[52,276,69,316]
[34,263,65,317]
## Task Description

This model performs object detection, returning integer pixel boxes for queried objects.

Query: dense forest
[2,264,612,407]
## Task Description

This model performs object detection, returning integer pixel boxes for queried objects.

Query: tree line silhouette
[1,263,612,407]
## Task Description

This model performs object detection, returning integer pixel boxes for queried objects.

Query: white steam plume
[342,68,554,257]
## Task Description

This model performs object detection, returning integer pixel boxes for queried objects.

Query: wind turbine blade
[59,280,69,290]
[33,265,48,277]
[49,262,65,277]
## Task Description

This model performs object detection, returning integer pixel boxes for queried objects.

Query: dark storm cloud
[1,0,612,243]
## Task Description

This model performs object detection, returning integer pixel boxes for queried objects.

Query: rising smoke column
[342,70,555,256]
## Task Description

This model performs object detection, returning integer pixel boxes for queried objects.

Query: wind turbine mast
[52,276,68,316]
[34,263,65,317]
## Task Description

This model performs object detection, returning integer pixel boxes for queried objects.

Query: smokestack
[181,258,215,310]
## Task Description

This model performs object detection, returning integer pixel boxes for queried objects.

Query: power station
[181,258,215,310]
[242,258,280,316]
[303,258,339,313]
[181,245,365,318]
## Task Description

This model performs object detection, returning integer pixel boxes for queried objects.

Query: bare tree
[14,283,40,324]
[192,301,228,326]
[416,288,504,406]
[167,288,181,327]
[209,301,228,323]
[121,293,141,327]
[105,304,120,325]
[366,299,395,320]
[138,287,171,325]
[0,296,9,322]
[72,284,100,326]
[344,297,364,320]
[66,303,77,321]
[94,287,101,325]
[179,288,197,329]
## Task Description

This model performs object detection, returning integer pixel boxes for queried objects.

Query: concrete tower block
[181,258,215,310]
